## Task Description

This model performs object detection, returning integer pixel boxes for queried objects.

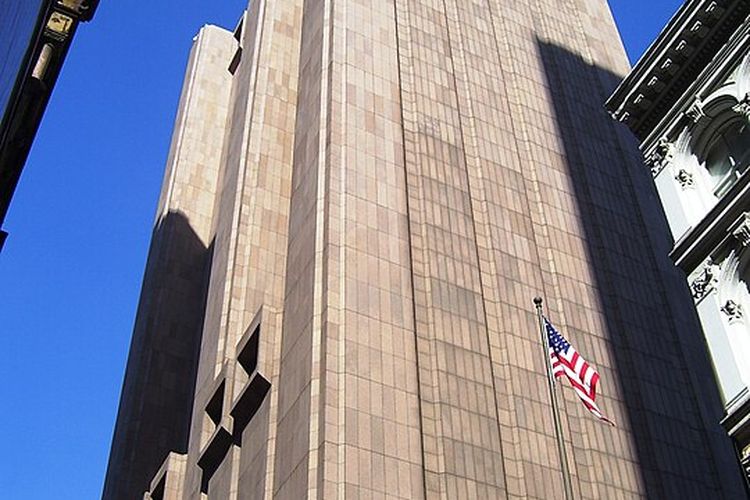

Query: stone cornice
[606,0,750,142]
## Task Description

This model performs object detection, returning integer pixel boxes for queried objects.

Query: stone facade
[106,1,746,498]
[607,0,750,491]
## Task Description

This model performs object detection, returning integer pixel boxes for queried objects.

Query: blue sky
[0,1,682,498]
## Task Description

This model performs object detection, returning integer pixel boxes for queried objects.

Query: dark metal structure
[0,0,99,250]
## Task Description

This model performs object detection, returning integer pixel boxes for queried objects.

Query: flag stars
[546,324,570,354]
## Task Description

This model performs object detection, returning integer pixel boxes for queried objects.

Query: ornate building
[607,0,750,489]
[106,0,746,498]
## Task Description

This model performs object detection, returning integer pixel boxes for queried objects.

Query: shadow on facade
[102,210,214,500]
[536,40,743,498]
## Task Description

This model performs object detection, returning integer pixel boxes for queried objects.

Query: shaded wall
[536,39,744,498]
[103,212,213,499]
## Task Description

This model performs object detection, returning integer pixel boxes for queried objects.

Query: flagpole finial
[533,296,543,306]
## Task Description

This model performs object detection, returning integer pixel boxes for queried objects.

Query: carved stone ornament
[645,138,674,177]
[721,299,744,322]
[686,97,705,123]
[675,169,695,189]
[731,213,750,247]
[690,260,719,301]
[733,92,750,120]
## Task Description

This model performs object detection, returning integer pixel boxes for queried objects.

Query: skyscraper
[104,1,746,498]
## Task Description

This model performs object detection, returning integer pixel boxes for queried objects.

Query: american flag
[545,317,615,426]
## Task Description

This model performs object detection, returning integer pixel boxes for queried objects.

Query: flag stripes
[545,316,615,426]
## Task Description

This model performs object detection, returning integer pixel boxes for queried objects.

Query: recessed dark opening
[237,324,260,375]
[150,474,165,500]
[205,381,225,426]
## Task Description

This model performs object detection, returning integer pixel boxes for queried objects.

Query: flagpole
[534,297,574,500]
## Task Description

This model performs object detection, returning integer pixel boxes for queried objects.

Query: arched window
[704,120,750,197]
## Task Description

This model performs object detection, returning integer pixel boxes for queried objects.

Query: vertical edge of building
[102,25,236,500]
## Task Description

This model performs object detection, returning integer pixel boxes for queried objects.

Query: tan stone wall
[182,1,304,499]
[108,1,744,499]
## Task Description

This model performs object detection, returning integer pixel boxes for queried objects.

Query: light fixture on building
[31,44,54,82]
[45,11,74,41]
[57,0,90,15]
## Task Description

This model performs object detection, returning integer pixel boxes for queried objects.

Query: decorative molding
[690,259,719,301]
[736,51,750,120]
[686,97,705,123]
[645,138,674,177]
[733,92,750,120]
[721,299,744,323]
[604,0,747,141]
[675,168,695,189]
[731,212,750,247]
